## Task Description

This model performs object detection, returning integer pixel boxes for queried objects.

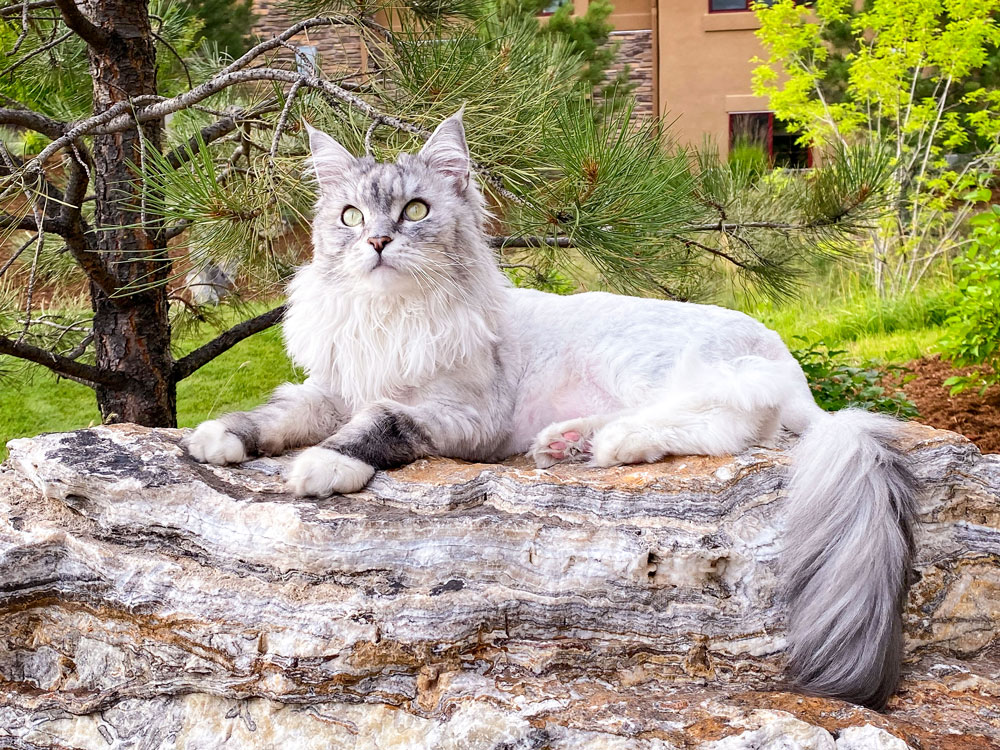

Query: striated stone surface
[0,423,998,749]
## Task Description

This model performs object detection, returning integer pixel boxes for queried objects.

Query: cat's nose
[367,235,393,254]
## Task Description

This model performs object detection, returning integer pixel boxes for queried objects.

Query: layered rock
[0,423,997,749]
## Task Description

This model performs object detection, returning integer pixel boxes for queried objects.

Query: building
[251,0,803,163]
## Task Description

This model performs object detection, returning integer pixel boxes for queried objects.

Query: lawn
[1,311,300,460]
[0,280,948,460]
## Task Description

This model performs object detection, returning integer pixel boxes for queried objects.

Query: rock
[0,423,997,749]
[183,260,236,306]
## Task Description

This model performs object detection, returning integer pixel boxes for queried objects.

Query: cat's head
[306,110,492,296]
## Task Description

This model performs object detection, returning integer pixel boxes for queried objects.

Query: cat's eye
[341,206,364,227]
[403,200,429,221]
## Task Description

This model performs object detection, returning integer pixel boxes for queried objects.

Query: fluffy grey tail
[783,409,917,710]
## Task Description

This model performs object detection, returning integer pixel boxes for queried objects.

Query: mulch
[898,356,1000,453]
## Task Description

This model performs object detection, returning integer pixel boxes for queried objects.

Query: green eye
[403,200,429,221]
[342,206,364,227]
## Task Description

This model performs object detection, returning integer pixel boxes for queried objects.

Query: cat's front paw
[287,447,374,497]
[185,419,248,465]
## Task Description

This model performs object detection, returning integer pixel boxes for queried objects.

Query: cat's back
[504,287,785,360]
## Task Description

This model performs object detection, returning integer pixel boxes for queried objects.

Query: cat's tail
[783,408,917,710]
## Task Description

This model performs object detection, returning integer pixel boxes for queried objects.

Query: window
[539,0,570,15]
[729,112,811,169]
[708,0,779,12]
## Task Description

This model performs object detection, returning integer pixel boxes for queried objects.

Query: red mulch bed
[900,356,1000,453]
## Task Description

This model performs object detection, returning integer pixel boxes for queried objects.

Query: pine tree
[0,0,892,426]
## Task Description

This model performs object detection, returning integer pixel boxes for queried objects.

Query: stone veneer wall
[601,29,655,120]
[251,4,655,121]
[251,1,367,76]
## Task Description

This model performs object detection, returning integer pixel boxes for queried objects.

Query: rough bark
[0,423,998,748]
[84,0,176,426]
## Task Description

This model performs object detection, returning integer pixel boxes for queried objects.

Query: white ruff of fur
[284,265,501,408]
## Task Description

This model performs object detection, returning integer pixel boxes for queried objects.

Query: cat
[184,111,917,710]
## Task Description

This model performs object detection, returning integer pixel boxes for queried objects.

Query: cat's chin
[359,264,420,295]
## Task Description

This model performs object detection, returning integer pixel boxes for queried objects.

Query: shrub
[940,206,1000,396]
[790,338,919,418]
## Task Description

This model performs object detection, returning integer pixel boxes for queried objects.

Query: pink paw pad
[546,431,591,461]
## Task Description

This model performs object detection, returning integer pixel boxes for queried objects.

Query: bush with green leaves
[790,338,919,418]
[940,207,1000,395]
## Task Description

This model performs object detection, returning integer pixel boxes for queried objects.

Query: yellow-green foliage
[753,0,1000,296]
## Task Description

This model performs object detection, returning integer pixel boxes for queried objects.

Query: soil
[900,356,1000,453]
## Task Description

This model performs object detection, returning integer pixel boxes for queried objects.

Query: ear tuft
[306,122,354,192]
[418,109,470,191]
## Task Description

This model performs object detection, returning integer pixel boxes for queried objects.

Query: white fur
[287,446,375,496]
[186,419,248,465]
[283,264,500,410]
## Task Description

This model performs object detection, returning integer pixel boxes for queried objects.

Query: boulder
[0,423,997,749]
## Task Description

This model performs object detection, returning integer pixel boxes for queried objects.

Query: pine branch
[0,29,73,79]
[163,101,281,170]
[0,333,124,387]
[52,0,108,49]
[172,304,286,382]
[677,236,751,271]
[683,220,846,233]
[490,236,572,248]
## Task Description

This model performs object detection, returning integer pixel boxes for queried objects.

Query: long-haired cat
[185,111,916,711]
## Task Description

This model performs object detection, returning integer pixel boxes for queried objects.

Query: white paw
[185,419,248,465]
[528,418,598,468]
[590,419,665,467]
[286,447,374,497]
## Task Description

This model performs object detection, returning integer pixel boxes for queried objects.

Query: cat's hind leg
[590,400,777,466]
[529,412,630,468]
[589,354,802,467]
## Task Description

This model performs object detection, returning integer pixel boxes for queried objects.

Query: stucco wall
[657,8,768,153]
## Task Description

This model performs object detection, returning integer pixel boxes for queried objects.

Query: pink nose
[367,235,393,253]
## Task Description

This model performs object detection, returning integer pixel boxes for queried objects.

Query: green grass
[733,275,949,364]
[1,274,949,460]
[1,312,299,460]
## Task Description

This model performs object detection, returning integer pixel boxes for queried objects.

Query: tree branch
[162,101,280,170]
[0,1,55,17]
[490,236,572,248]
[0,107,66,139]
[677,236,751,271]
[52,0,108,48]
[172,304,286,382]
[0,333,125,387]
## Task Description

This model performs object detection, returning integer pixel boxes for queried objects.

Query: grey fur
[321,406,432,469]
[782,409,917,710]
[215,382,349,457]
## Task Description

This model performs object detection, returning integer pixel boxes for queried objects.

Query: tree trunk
[86,0,176,426]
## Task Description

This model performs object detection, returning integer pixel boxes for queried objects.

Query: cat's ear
[419,109,470,191]
[305,122,354,192]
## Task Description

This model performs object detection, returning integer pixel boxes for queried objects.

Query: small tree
[1,0,892,427]
[753,0,1000,296]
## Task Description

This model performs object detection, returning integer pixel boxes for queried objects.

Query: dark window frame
[708,0,756,13]
[728,111,813,169]
[708,0,808,14]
